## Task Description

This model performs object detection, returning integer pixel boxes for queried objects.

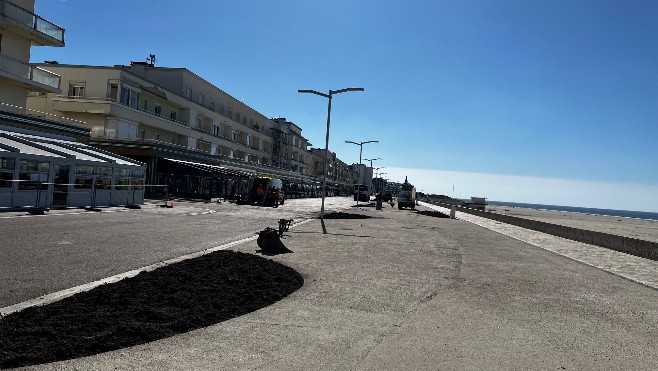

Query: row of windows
[0,157,144,189]
[185,87,263,131]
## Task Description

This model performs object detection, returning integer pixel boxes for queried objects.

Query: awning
[163,158,251,178]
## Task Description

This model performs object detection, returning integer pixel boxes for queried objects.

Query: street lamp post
[363,157,381,198]
[345,140,378,206]
[299,87,364,234]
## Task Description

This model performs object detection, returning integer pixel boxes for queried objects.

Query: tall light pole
[377,172,387,193]
[364,158,382,195]
[345,140,378,206]
[299,87,364,234]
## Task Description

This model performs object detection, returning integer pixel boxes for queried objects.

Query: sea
[485,200,658,222]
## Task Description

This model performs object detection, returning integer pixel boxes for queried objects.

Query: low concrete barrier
[433,202,658,261]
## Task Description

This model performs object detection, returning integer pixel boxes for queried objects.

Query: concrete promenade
[10,198,658,370]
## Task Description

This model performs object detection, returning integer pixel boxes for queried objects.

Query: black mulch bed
[322,212,373,219]
[416,210,450,218]
[0,251,303,369]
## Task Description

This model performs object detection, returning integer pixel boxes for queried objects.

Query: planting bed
[0,251,303,369]
[322,211,373,219]
[417,210,450,218]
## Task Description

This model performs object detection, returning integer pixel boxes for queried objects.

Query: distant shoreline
[485,200,658,222]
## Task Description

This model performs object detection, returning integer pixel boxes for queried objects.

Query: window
[18,160,50,190]
[244,154,250,162]
[231,130,237,141]
[170,111,177,121]
[242,116,247,125]
[108,82,119,101]
[120,86,140,109]
[229,149,235,158]
[210,99,215,110]
[0,157,14,170]
[227,108,233,119]
[198,93,204,105]
[154,105,162,116]
[246,135,252,146]
[213,125,220,136]
[235,112,241,123]
[218,103,225,114]
[0,157,14,188]
[186,87,192,98]
[143,99,148,110]
[68,82,85,99]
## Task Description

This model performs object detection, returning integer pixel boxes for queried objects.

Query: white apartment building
[28,62,276,162]
[25,61,341,201]
[0,1,146,209]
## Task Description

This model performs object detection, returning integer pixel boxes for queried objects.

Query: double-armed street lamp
[363,158,381,198]
[345,140,378,206]
[299,87,364,234]
[363,157,382,169]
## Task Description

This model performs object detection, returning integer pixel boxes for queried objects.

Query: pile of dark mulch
[322,212,373,219]
[351,203,375,208]
[0,251,303,369]
[416,210,450,218]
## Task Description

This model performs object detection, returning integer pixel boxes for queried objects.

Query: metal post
[357,145,363,206]
[320,94,332,234]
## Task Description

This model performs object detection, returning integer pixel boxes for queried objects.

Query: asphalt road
[0,197,353,308]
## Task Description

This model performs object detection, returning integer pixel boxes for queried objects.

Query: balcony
[0,53,60,92]
[0,0,65,46]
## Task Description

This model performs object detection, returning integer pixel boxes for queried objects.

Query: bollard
[450,205,456,219]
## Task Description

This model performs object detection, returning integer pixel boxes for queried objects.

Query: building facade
[25,61,335,200]
[0,0,146,210]
[270,117,310,175]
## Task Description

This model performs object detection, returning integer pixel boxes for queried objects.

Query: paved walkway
[421,202,658,290]
[17,202,658,370]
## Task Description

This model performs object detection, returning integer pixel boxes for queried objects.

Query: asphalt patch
[0,251,303,369]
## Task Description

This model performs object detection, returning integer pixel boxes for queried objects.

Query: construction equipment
[257,227,293,254]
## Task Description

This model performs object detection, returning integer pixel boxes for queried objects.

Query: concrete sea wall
[434,202,658,261]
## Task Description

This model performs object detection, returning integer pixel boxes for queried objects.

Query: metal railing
[0,0,65,43]
[0,53,60,90]
[52,95,190,127]
[0,101,86,126]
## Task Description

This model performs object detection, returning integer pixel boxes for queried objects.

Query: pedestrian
[255,184,264,204]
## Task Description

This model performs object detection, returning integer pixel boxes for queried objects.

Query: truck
[353,184,369,202]
[397,176,416,210]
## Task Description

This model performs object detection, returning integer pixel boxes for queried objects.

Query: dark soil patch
[0,251,303,369]
[322,212,373,219]
[351,203,375,208]
[417,210,450,218]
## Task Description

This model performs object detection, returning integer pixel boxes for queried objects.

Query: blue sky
[31,0,658,211]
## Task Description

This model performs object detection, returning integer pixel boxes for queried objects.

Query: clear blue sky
[31,0,658,211]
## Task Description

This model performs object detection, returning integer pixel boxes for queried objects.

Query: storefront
[0,130,146,210]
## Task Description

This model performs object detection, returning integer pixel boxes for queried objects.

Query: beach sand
[485,205,658,243]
